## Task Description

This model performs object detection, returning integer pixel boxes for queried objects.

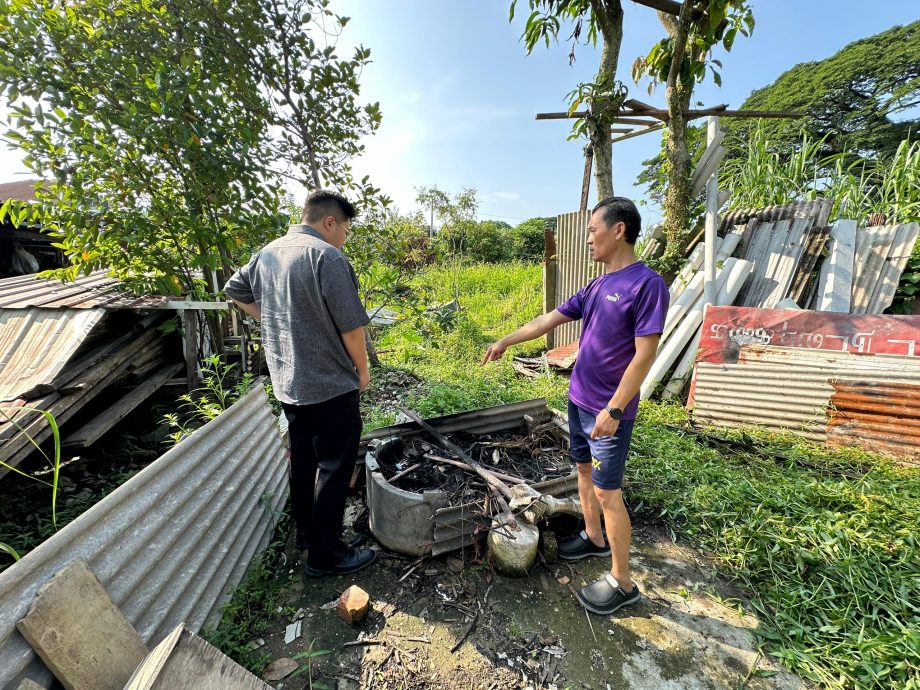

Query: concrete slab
[15,559,148,690]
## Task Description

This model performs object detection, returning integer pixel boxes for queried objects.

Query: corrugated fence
[0,384,287,688]
[551,210,602,348]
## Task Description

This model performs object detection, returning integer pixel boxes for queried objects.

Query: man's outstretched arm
[481,309,573,364]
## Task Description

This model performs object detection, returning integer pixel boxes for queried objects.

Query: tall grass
[723,126,920,225]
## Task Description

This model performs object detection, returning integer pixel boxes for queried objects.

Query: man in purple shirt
[483,196,667,615]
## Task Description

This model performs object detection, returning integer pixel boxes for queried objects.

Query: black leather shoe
[303,546,377,577]
[559,530,611,561]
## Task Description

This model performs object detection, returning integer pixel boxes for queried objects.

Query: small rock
[320,599,338,610]
[246,638,266,650]
[284,620,302,644]
[291,607,305,621]
[373,600,397,618]
[423,568,440,576]
[337,585,370,623]
[557,576,570,586]
[263,657,299,681]
[447,557,464,573]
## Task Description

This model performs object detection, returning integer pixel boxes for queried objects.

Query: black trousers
[281,390,361,560]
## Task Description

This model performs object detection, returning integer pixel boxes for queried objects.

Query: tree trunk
[587,0,624,202]
[658,4,698,275]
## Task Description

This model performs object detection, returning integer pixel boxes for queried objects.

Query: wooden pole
[580,149,593,211]
[703,116,720,308]
[182,309,199,392]
[610,122,665,143]
[537,108,804,121]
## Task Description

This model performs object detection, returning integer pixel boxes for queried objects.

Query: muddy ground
[250,497,809,690]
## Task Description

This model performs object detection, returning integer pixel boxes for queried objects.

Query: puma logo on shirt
[606,293,621,302]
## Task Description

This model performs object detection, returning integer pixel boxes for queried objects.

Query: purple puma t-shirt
[557,261,668,420]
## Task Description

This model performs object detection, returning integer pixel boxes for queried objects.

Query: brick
[336,585,370,623]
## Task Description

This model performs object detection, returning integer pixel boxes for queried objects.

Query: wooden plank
[738,220,784,307]
[867,222,920,313]
[124,624,271,690]
[63,363,184,449]
[610,122,664,143]
[16,559,148,690]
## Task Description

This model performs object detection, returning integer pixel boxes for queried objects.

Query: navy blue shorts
[568,400,635,490]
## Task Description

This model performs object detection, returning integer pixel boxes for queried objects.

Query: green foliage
[721,127,920,227]
[162,355,254,445]
[511,218,550,262]
[632,0,754,91]
[0,0,385,297]
[731,20,920,160]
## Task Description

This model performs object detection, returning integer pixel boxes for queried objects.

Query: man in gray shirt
[224,190,376,576]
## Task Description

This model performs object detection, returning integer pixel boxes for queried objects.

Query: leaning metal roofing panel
[719,198,833,235]
[0,270,169,309]
[692,345,920,456]
[0,308,105,402]
[0,384,287,688]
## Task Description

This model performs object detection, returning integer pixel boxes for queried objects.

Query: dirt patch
[251,501,809,690]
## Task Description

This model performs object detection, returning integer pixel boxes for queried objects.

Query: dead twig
[389,462,422,484]
[584,608,598,643]
[342,638,385,647]
[425,453,527,485]
[451,610,480,653]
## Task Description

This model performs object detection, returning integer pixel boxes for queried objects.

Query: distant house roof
[0,179,45,203]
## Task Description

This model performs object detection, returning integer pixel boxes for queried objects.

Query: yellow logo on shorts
[591,457,602,469]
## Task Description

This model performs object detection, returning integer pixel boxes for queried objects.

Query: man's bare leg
[595,487,634,591]
[577,463,605,546]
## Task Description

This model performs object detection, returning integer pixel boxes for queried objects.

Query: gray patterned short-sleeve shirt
[224,225,369,405]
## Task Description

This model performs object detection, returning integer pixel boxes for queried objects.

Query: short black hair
[302,190,356,224]
[592,196,641,244]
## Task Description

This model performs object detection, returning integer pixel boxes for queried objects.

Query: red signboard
[697,306,920,366]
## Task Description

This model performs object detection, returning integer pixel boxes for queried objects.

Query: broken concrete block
[488,517,539,576]
[337,585,370,623]
[15,559,148,690]
[284,620,302,644]
[125,624,271,689]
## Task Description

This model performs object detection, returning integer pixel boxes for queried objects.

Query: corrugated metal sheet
[827,380,920,463]
[719,199,833,235]
[360,398,551,452]
[554,210,602,347]
[0,384,287,689]
[692,345,920,458]
[0,308,105,402]
[0,270,169,309]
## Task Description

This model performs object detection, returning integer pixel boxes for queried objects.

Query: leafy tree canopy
[730,20,920,158]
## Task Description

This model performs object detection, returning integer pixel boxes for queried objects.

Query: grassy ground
[355,261,919,690]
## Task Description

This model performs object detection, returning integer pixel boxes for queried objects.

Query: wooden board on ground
[63,362,184,449]
[125,624,272,690]
[15,559,148,690]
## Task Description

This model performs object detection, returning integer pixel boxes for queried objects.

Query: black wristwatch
[605,406,624,420]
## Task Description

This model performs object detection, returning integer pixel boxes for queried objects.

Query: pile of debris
[0,311,182,473]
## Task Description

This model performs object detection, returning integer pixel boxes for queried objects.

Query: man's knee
[575,462,593,476]
[593,486,623,507]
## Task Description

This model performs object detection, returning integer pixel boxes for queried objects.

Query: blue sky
[1,1,916,228]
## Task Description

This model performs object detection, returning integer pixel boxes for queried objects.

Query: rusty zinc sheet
[692,344,920,460]
[0,308,105,402]
[553,210,602,348]
[0,270,169,309]
[0,384,287,688]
